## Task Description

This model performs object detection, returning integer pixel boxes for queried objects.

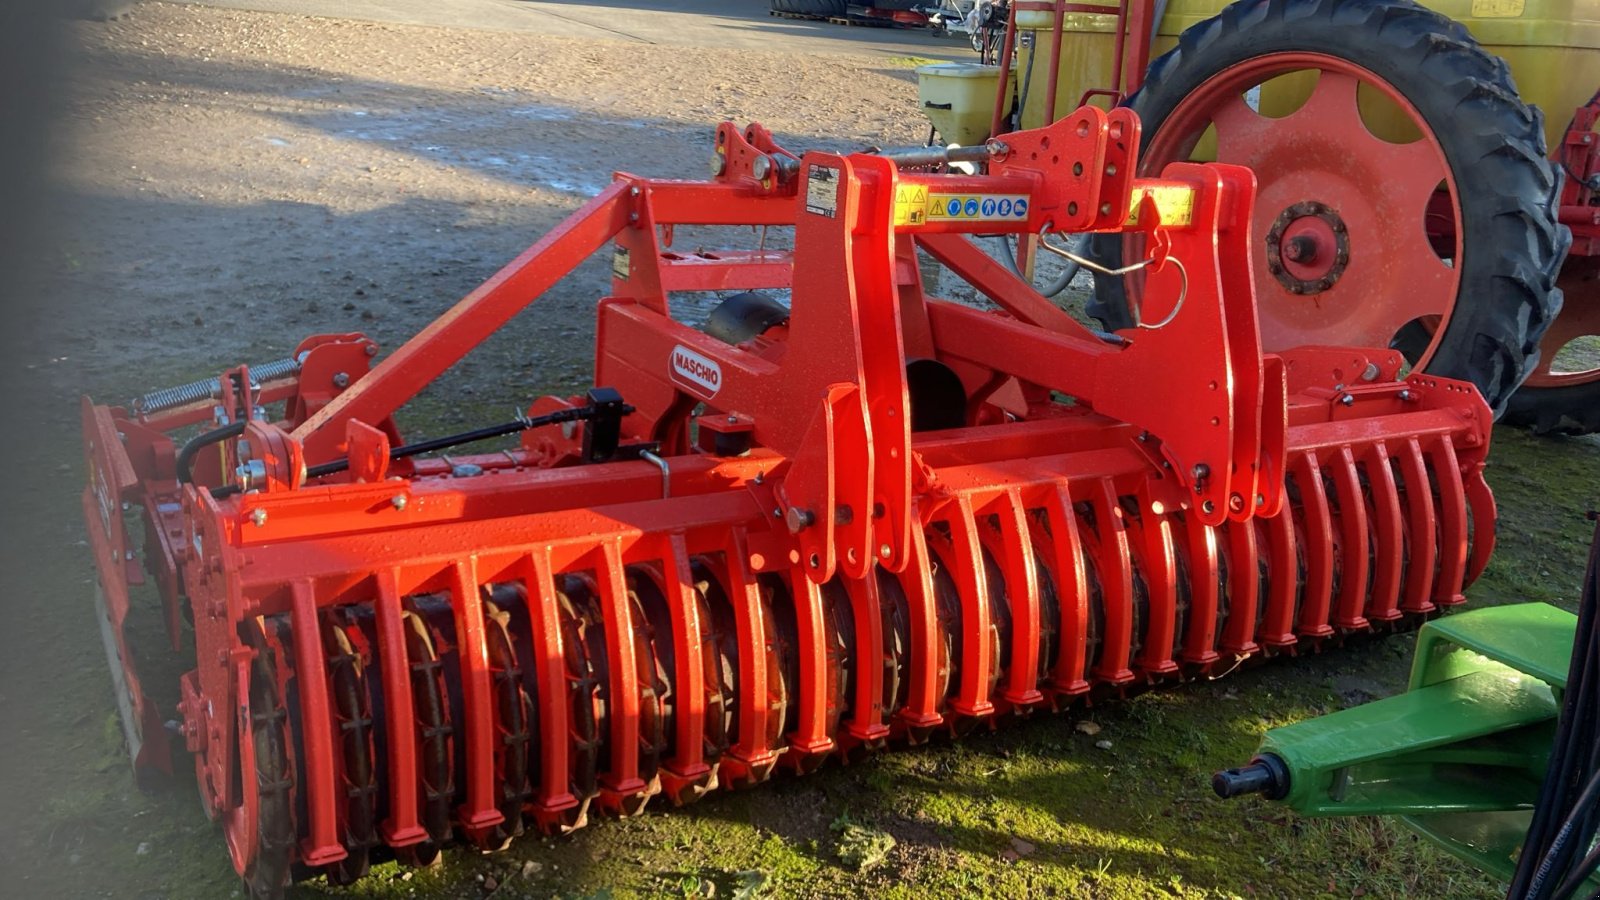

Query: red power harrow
[82,108,1496,895]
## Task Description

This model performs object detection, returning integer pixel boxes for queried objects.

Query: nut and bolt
[391,494,408,511]
[333,372,350,388]
[1339,393,1355,407]
[249,508,268,527]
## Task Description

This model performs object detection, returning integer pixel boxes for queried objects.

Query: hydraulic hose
[176,420,247,486]
[206,398,633,500]
[1512,512,1600,900]
[991,232,1085,298]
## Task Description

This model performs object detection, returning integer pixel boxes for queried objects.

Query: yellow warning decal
[892,183,930,226]
[895,188,1032,226]
[1124,185,1196,228]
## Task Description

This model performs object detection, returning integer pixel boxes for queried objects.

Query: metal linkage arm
[291,182,636,462]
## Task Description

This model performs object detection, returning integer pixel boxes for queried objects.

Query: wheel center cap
[1266,201,1350,295]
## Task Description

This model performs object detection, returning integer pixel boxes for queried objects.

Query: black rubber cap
[1211,753,1290,801]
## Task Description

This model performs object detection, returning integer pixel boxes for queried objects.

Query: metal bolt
[391,494,408,511]
[365,343,378,356]
[1192,463,1209,481]
[630,186,641,197]
[784,507,815,533]
[250,508,267,527]
[1398,389,1414,402]
[772,506,783,518]
[879,544,892,559]
[727,415,739,424]
[333,372,350,388]
[1282,235,1318,264]
[751,155,772,181]
[1361,363,1380,382]
[1339,393,1355,407]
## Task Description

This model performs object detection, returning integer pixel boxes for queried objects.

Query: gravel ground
[43,1,932,398]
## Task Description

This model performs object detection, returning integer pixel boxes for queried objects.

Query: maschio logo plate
[670,344,722,398]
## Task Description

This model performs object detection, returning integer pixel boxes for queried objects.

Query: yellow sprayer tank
[916,62,1017,145]
[1005,0,1598,150]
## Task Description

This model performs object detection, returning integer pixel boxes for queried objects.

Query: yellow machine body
[972,0,1600,147]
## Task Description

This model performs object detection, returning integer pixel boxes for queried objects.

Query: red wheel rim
[1136,53,1462,367]
[1525,256,1600,388]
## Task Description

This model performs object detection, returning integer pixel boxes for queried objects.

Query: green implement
[1213,603,1588,887]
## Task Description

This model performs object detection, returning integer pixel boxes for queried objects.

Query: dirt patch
[42,1,928,404]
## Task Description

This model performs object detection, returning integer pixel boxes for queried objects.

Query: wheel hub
[1265,201,1349,296]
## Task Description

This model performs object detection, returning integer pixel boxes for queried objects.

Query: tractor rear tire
[1086,0,1568,421]
[1502,259,1600,434]
[770,0,848,16]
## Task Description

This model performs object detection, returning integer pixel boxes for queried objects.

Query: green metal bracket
[1214,603,1579,882]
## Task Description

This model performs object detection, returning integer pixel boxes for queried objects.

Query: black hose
[1553,843,1600,900]
[176,419,247,486]
[990,233,1084,298]
[1014,27,1035,132]
[1512,512,1600,900]
[207,402,631,500]
[1529,769,1600,898]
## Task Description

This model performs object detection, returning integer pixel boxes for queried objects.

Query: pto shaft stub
[1212,753,1290,800]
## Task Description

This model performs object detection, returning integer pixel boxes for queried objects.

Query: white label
[805,165,838,218]
[670,344,722,398]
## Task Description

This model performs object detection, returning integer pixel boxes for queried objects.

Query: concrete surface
[172,0,964,59]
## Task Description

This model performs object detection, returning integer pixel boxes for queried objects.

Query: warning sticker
[806,165,839,218]
[611,246,631,280]
[892,183,930,226]
[1124,185,1196,228]
[924,193,1030,223]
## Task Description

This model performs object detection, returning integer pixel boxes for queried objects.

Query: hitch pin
[639,449,670,499]
[1037,227,1189,331]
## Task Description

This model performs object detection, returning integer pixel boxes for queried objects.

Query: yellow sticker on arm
[1124,185,1196,228]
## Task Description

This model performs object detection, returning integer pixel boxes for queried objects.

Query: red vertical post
[288,580,348,867]
[372,570,426,848]
[449,559,506,838]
